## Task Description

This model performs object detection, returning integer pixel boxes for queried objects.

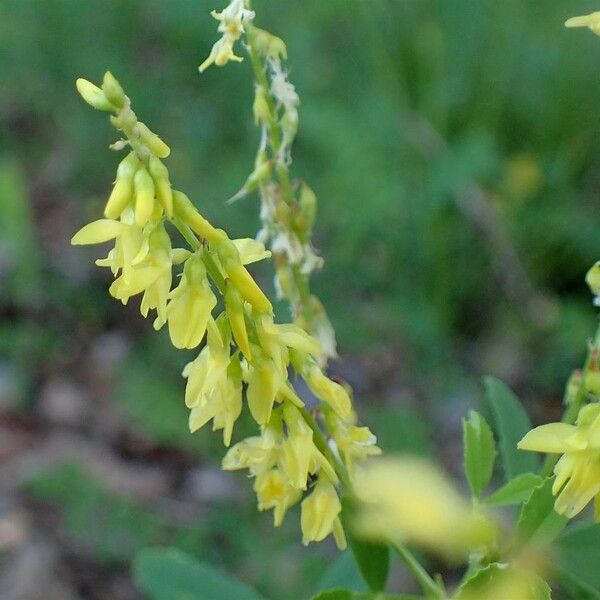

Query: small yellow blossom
[518,403,600,518]
[326,410,381,475]
[566,12,600,36]
[184,318,242,446]
[199,0,255,72]
[354,456,496,560]
[164,254,216,348]
[300,478,345,549]
[586,261,600,306]
[254,468,301,526]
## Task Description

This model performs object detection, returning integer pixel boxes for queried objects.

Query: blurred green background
[1,0,600,598]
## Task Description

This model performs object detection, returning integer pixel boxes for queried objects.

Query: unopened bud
[102,71,126,109]
[134,167,156,227]
[76,78,115,112]
[253,84,271,126]
[149,156,173,218]
[294,183,317,242]
[225,282,251,359]
[586,262,600,297]
[136,122,171,158]
[104,152,139,219]
[173,191,222,242]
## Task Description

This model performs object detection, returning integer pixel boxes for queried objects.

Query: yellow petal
[517,423,580,453]
[232,238,271,264]
[71,219,123,245]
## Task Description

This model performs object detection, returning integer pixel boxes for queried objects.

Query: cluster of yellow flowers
[73,71,379,548]
[201,0,338,362]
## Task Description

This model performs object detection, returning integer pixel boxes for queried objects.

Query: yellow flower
[566,12,600,36]
[300,478,346,549]
[302,362,351,419]
[199,0,255,72]
[518,403,600,518]
[71,211,172,323]
[327,410,381,475]
[254,468,301,526]
[354,456,496,560]
[184,317,241,446]
[165,254,216,349]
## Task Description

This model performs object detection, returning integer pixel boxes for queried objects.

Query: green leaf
[483,472,543,506]
[347,536,390,592]
[316,551,369,594]
[133,547,268,600]
[556,523,600,597]
[483,376,538,480]
[340,497,389,592]
[516,477,567,547]
[456,563,551,600]
[462,410,496,497]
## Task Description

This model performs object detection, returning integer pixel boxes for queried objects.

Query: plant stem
[390,541,446,599]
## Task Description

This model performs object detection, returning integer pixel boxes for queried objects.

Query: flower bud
[136,122,171,158]
[104,152,138,219]
[173,191,223,242]
[225,282,251,359]
[76,78,115,112]
[253,84,271,126]
[216,238,272,313]
[586,262,600,296]
[148,156,173,218]
[251,27,287,61]
[102,71,126,109]
[247,354,279,425]
[293,182,317,242]
[134,167,156,227]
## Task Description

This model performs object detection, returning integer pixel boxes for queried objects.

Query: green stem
[390,541,446,599]
[299,405,351,490]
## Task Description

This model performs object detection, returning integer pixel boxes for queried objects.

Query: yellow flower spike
[135,122,171,158]
[246,353,280,425]
[300,478,343,546]
[165,254,217,349]
[75,78,115,112]
[224,282,252,359]
[282,404,313,490]
[71,218,123,245]
[172,190,223,242]
[133,167,156,227]
[566,12,600,36]
[148,156,173,218]
[104,152,139,219]
[101,71,126,109]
